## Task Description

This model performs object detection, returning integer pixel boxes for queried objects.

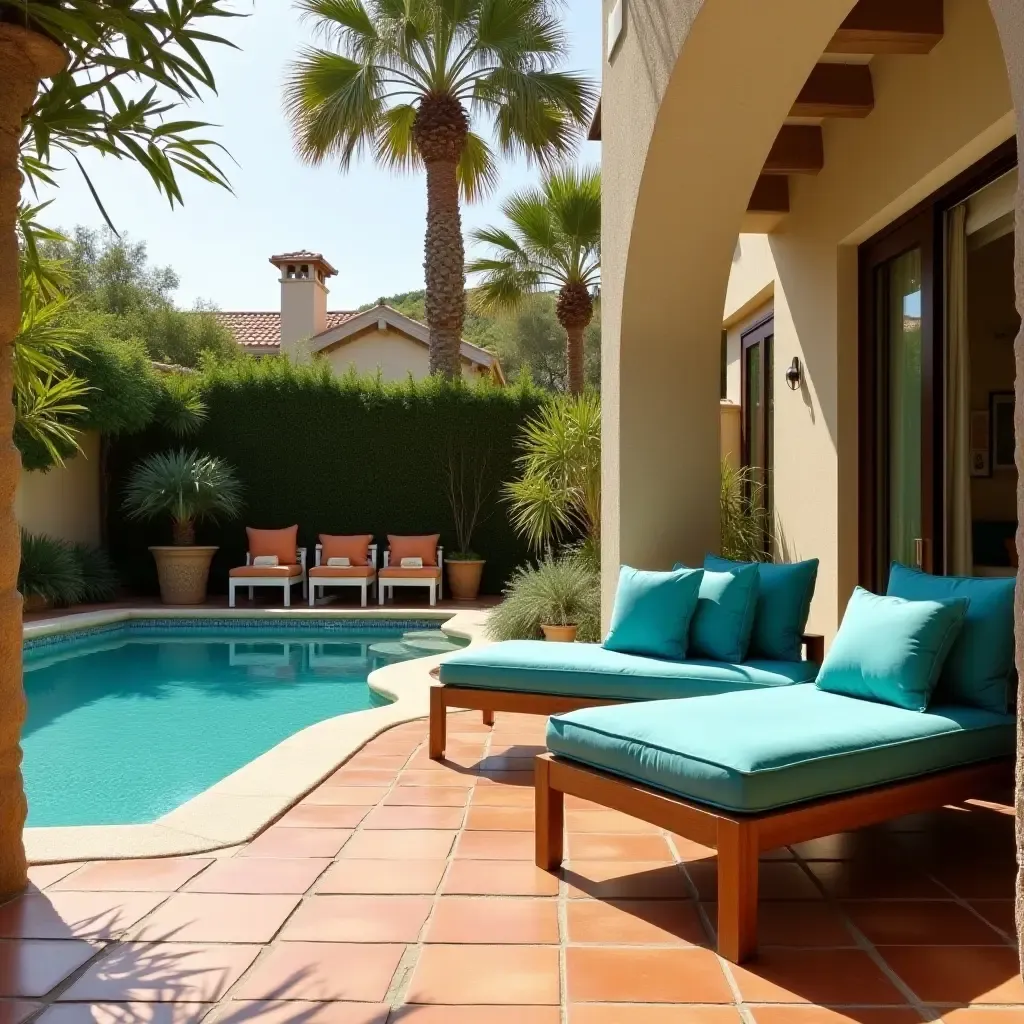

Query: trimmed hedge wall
[106,361,543,596]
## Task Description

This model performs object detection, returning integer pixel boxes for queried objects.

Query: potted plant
[123,448,243,605]
[444,445,492,601]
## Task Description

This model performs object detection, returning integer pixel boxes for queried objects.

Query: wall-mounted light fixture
[785,356,803,391]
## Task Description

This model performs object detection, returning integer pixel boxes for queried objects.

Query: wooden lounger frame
[533,751,1011,964]
[428,634,826,760]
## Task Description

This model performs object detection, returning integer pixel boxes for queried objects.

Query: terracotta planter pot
[541,624,578,642]
[447,559,485,601]
[149,546,218,605]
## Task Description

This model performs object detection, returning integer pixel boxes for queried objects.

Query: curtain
[946,203,973,575]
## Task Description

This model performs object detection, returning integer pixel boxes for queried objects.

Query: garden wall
[17,432,101,545]
[106,364,542,596]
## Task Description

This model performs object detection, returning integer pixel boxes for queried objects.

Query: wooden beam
[748,175,789,215]
[763,126,824,175]
[827,0,943,56]
[791,64,874,119]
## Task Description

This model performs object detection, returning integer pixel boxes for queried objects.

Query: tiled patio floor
[8,711,1023,1023]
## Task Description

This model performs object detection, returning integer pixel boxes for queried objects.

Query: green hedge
[106,361,544,596]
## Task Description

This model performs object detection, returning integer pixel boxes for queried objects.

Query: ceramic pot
[447,559,485,601]
[149,545,218,605]
[541,623,578,642]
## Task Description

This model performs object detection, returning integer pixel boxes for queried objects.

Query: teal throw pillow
[887,563,1014,713]
[604,566,704,661]
[705,554,818,662]
[816,586,969,712]
[675,561,760,663]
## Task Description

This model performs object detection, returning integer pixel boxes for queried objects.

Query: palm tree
[468,164,599,393]
[284,0,595,378]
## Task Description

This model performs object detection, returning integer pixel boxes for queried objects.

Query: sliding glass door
[741,317,774,556]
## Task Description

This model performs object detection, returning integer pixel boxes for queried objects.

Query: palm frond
[457,130,498,201]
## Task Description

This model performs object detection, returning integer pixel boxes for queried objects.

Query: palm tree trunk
[423,157,465,379]
[0,25,65,893]
[1016,279,1024,975]
[565,324,585,395]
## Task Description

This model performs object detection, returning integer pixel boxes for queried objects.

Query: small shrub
[720,460,774,562]
[487,556,601,643]
[19,532,84,606]
[72,543,119,602]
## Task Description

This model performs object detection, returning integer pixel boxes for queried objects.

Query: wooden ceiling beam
[791,64,874,119]
[827,0,943,56]
[747,175,789,215]
[763,126,824,175]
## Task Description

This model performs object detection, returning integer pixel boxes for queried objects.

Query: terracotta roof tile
[215,310,359,352]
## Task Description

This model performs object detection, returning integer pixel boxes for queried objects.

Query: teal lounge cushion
[887,563,1015,714]
[674,562,759,663]
[603,566,703,660]
[439,640,816,702]
[546,685,1014,813]
[816,587,968,712]
[705,555,818,662]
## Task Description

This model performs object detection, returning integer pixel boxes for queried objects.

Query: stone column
[0,24,66,891]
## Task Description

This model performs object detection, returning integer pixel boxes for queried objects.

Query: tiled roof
[215,310,359,351]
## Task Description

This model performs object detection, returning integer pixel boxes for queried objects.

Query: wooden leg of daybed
[482,709,494,727]
[716,819,759,964]
[429,685,446,761]
[534,755,564,870]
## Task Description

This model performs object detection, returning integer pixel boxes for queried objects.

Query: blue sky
[37,0,602,313]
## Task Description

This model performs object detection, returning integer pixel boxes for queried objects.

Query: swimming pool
[22,619,462,828]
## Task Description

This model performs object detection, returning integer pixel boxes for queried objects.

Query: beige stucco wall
[718,0,1015,637]
[15,431,101,545]
[321,328,482,384]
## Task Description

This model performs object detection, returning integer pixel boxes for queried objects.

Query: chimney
[268,251,338,362]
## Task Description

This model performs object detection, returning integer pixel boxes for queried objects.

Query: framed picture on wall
[990,391,1015,472]
[970,409,991,477]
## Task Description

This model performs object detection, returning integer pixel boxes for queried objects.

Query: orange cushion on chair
[247,526,299,564]
[379,566,441,579]
[230,564,302,579]
[321,534,373,566]
[310,566,376,579]
[388,535,439,567]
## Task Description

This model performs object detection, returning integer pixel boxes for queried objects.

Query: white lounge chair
[378,540,443,606]
[309,543,378,608]
[228,535,307,608]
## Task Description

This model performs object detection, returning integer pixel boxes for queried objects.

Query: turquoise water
[22,625,454,827]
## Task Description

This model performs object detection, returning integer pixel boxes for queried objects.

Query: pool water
[22,624,458,827]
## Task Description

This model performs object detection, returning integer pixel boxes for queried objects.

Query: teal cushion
[546,685,1014,812]
[887,563,1015,714]
[816,587,968,712]
[603,566,703,661]
[674,562,759,663]
[705,555,818,662]
[439,639,816,701]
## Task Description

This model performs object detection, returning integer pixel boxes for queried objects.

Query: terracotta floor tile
[406,944,560,1004]
[279,895,431,942]
[968,900,1016,936]
[26,864,81,890]
[938,1011,1024,1023]
[805,861,948,900]
[878,945,1024,1005]
[565,862,690,900]
[232,941,404,1001]
[323,770,398,787]
[702,901,854,947]
[566,946,731,1003]
[221,1004,388,1024]
[749,1011,925,1024]
[301,786,388,805]
[568,834,675,862]
[315,859,446,895]
[567,899,706,945]
[389,1008,560,1024]
[730,949,907,1005]
[671,836,717,862]
[844,900,1006,945]
[277,805,369,829]
[183,858,330,894]
[58,942,260,1002]
[340,830,456,861]
[0,893,168,939]
[0,1002,39,1024]
[474,771,534,787]
[129,893,300,943]
[340,755,408,771]
[397,771,475,789]
[470,787,535,807]
[0,939,98,997]
[426,898,559,943]
[570,1009,742,1024]
[454,830,536,861]
[360,805,465,830]
[52,860,211,893]
[929,859,1018,900]
[383,788,469,807]
[686,861,821,901]
[443,860,559,897]
[37,1005,212,1024]
[242,828,352,859]
[567,811,661,835]
[465,806,535,831]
